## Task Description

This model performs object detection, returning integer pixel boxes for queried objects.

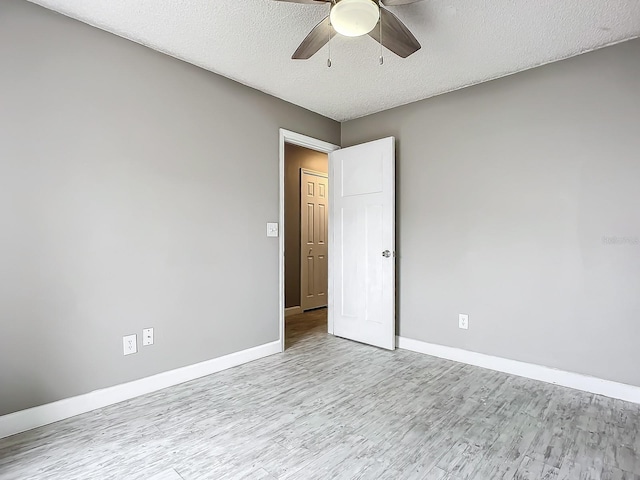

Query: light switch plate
[123,334,137,355]
[143,328,154,346]
[266,222,279,237]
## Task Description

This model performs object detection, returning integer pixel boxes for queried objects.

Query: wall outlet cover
[459,314,469,330]
[143,328,154,346]
[266,222,279,237]
[123,334,137,355]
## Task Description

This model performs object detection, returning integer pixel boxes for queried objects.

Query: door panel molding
[301,169,329,311]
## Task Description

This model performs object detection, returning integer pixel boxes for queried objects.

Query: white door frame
[279,129,340,352]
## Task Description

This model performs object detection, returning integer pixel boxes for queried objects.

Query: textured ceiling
[28,0,640,121]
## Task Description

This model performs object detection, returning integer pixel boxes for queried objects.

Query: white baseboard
[0,340,281,440]
[285,306,302,317]
[396,336,640,405]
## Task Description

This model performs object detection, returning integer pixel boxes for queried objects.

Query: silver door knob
[382,250,391,258]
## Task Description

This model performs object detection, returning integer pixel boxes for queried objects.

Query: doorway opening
[279,131,397,352]
[279,130,340,351]
[284,145,329,348]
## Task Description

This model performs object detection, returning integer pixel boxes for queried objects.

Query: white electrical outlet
[266,222,279,237]
[143,328,154,346]
[459,314,469,330]
[123,334,137,355]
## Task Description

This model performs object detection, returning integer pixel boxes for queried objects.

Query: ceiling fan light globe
[330,0,380,37]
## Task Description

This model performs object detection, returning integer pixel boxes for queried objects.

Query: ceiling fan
[275,0,423,61]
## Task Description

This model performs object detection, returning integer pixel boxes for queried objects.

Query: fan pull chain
[328,24,332,68]
[379,12,384,66]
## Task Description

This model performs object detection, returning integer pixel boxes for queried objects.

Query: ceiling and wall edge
[24,0,335,120]
[25,0,640,122]
[343,35,640,123]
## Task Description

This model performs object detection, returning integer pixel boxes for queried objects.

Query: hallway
[285,308,327,350]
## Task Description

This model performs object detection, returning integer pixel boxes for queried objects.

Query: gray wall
[284,144,328,309]
[0,0,339,416]
[343,38,640,387]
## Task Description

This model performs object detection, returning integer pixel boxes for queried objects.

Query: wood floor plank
[601,465,640,480]
[148,469,185,480]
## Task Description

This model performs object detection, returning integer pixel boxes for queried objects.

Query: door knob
[382,250,391,258]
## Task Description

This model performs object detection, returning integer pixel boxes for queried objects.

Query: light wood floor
[1,308,639,480]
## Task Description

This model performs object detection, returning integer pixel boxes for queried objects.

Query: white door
[300,170,329,311]
[329,137,396,350]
